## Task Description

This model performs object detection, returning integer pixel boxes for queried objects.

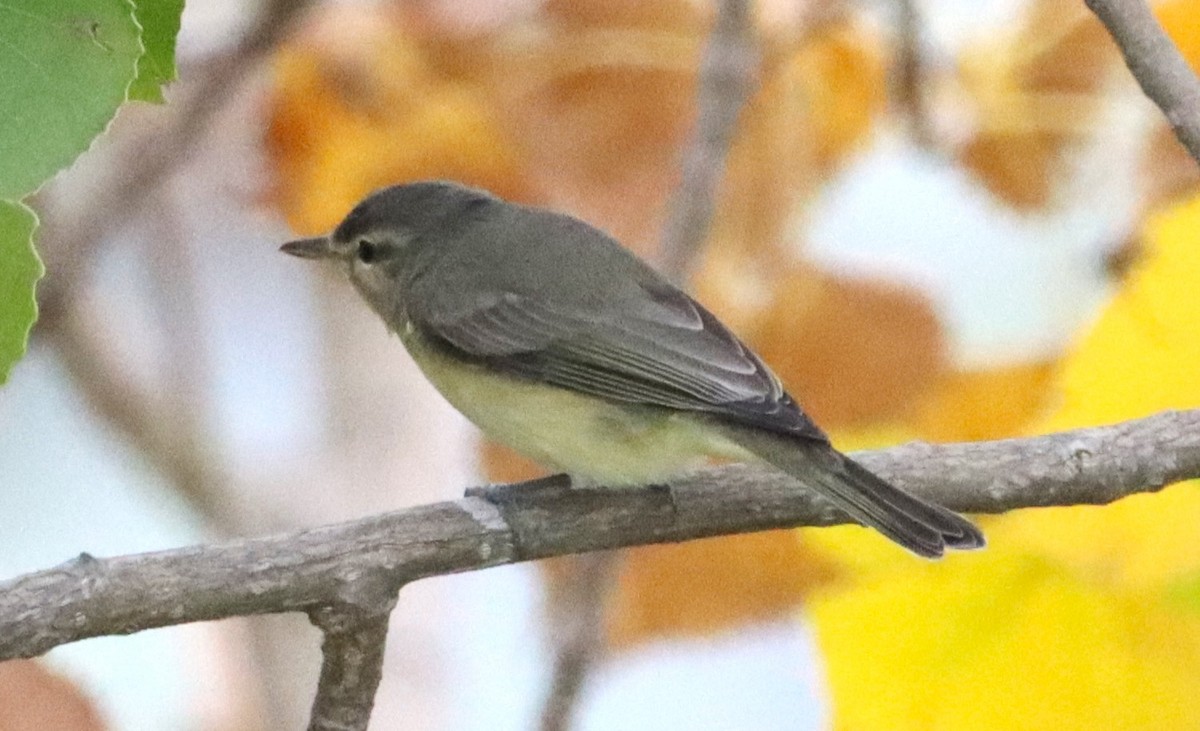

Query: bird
[281,180,984,557]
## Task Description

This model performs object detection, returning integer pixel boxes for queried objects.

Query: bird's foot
[465,473,573,504]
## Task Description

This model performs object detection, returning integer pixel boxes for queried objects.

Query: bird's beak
[280,236,336,260]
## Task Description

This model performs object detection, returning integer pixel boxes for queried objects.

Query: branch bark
[307,602,394,731]
[1085,0,1200,166]
[1,409,1196,663]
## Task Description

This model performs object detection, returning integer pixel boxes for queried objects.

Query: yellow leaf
[810,553,1200,730]
[1157,0,1200,69]
[787,23,886,172]
[815,195,1200,582]
[990,194,1200,589]
[808,194,1200,730]
[1042,197,1200,430]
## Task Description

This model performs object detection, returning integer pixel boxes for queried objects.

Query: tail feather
[727,429,985,558]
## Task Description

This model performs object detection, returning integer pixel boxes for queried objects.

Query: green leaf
[128,0,184,103]
[0,201,43,384]
[0,0,142,198]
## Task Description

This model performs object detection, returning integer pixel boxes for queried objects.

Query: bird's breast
[398,325,741,485]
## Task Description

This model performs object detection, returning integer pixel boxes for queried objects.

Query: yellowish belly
[401,329,742,485]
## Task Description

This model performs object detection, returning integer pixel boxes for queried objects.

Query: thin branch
[0,409,1196,662]
[39,309,234,525]
[307,595,395,731]
[1085,0,1200,166]
[538,552,621,731]
[658,0,760,281]
[39,190,239,528]
[893,0,933,147]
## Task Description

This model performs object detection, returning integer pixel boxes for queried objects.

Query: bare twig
[1,409,1196,664]
[658,0,760,281]
[43,190,238,527]
[893,0,933,146]
[1085,0,1200,165]
[152,191,247,530]
[538,551,622,731]
[307,600,395,731]
[40,309,234,525]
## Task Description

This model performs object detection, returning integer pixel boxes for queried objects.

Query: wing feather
[412,285,825,440]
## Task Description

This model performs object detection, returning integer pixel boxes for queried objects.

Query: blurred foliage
[265,0,1200,727]
[809,192,1200,729]
[0,0,183,383]
[811,552,1200,731]
[804,3,1200,725]
[956,0,1116,209]
[267,5,530,236]
[0,660,107,731]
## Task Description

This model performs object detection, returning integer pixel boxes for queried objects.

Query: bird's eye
[356,239,377,264]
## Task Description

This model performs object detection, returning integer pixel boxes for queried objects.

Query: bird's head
[281,180,495,321]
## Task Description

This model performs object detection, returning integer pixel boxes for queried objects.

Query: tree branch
[893,0,933,147]
[658,0,760,281]
[307,600,395,731]
[0,409,1195,663]
[1085,0,1200,166]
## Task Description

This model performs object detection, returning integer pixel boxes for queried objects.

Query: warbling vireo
[282,181,983,557]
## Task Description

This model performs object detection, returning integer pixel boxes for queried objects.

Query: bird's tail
[725,428,985,558]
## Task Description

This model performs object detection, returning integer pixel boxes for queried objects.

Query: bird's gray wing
[408,278,827,440]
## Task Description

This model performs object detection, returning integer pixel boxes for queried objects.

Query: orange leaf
[955,0,1116,209]
[0,661,107,731]
[606,533,837,649]
[265,4,529,234]
[744,268,948,429]
[911,361,1058,443]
